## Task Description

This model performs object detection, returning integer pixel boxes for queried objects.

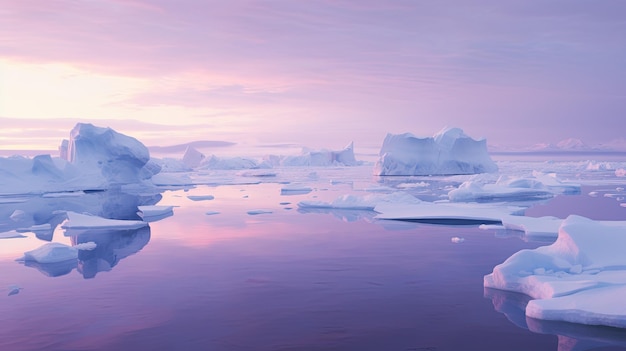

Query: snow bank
[485,215,626,328]
[374,127,498,176]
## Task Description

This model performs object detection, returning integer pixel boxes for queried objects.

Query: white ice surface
[280,184,312,195]
[18,241,96,263]
[61,211,147,230]
[373,127,497,176]
[298,192,421,211]
[374,201,525,223]
[137,205,174,218]
[485,215,626,328]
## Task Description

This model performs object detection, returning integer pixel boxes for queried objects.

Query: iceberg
[484,215,626,328]
[0,123,161,195]
[65,123,160,185]
[276,142,358,167]
[374,127,498,176]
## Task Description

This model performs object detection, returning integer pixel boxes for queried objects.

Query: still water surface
[1,168,625,351]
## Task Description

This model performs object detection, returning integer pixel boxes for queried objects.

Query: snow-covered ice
[374,127,498,176]
[0,230,27,239]
[375,201,525,224]
[448,173,580,202]
[18,242,96,264]
[61,211,147,230]
[484,215,626,328]
[298,192,421,212]
[137,205,174,219]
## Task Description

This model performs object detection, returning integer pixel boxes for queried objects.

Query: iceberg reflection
[484,288,626,351]
[72,226,151,279]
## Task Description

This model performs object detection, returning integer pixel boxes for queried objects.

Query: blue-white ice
[485,216,626,328]
[0,123,625,329]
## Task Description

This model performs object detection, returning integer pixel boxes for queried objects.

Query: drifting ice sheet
[485,215,626,328]
[18,242,96,263]
[62,211,147,230]
[374,201,525,224]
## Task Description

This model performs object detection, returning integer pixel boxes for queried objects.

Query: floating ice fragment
[187,195,215,201]
[616,169,626,177]
[205,211,220,215]
[7,284,22,296]
[19,242,79,263]
[247,209,272,215]
[451,237,465,243]
[280,184,312,195]
[484,215,626,328]
[137,205,174,219]
[62,211,147,230]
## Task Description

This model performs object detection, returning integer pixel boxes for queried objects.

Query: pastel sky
[1,0,625,152]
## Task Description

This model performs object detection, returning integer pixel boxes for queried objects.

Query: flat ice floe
[280,184,312,195]
[187,195,215,201]
[485,215,626,328]
[17,242,97,263]
[62,211,147,230]
[374,201,525,224]
[137,205,174,220]
[247,209,273,215]
[298,192,421,211]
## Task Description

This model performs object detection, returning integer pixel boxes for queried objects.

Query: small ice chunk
[205,211,220,215]
[451,237,465,243]
[247,209,272,215]
[588,191,599,197]
[7,284,22,296]
[187,195,215,201]
[137,205,174,218]
[479,224,506,230]
[615,168,626,177]
[62,211,147,230]
[280,184,312,195]
[74,242,97,250]
[19,242,79,263]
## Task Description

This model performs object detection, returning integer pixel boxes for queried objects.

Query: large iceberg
[374,127,498,176]
[485,215,626,328]
[0,123,161,194]
[64,123,161,185]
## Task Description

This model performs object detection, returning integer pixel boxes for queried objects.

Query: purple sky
[1,0,625,152]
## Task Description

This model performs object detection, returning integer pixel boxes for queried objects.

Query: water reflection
[73,226,151,279]
[484,288,626,351]
[4,189,162,279]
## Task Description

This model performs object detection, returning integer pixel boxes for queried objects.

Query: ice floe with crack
[484,215,626,328]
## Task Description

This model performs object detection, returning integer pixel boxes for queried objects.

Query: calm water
[1,165,626,351]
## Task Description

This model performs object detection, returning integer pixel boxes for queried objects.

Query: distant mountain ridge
[490,137,626,154]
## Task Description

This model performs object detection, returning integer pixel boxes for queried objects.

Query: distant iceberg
[374,127,498,176]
